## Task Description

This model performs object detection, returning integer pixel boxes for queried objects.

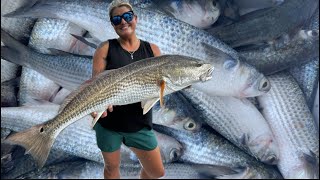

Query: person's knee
[155,168,165,178]
[101,149,121,175]
[149,167,165,178]
[104,162,120,174]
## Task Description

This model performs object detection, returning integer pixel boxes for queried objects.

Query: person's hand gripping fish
[91,105,114,126]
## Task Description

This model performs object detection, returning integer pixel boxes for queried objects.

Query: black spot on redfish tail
[3,124,55,169]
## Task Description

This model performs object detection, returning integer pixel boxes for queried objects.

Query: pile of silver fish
[1,0,319,179]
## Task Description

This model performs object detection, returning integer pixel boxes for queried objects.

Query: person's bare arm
[92,41,109,77]
[91,41,113,118]
[150,43,161,57]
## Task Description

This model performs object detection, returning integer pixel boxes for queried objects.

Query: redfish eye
[196,63,203,67]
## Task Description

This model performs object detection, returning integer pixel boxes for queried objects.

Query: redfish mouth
[200,67,214,82]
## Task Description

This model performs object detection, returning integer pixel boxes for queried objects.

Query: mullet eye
[223,60,237,70]
[212,0,217,6]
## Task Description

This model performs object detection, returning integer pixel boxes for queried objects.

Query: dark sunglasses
[110,11,134,26]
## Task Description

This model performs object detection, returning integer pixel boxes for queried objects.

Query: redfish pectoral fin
[159,80,166,107]
[141,98,160,115]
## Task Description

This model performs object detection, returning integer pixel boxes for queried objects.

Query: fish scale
[55,59,167,119]
[184,89,247,141]
[1,104,184,167]
[1,0,36,44]
[141,0,220,29]
[207,0,319,48]
[15,161,206,179]
[154,124,282,179]
[258,72,319,179]
[1,59,19,83]
[180,87,279,165]
[2,0,238,62]
[18,68,60,106]
[289,8,319,110]
[28,52,92,90]
[238,29,319,75]
[152,92,203,132]
[271,76,312,146]
[4,53,213,168]
[1,28,93,91]
[2,0,271,98]
[28,18,88,55]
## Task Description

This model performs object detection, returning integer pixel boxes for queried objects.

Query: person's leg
[130,146,165,179]
[101,150,121,179]
[93,123,123,179]
[124,128,164,179]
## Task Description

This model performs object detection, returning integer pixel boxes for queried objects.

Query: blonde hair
[109,0,134,18]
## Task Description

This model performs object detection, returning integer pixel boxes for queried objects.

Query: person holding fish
[91,0,164,179]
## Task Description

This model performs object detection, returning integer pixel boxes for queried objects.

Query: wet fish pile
[1,0,319,179]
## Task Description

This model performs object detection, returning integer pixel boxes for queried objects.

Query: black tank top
[97,39,154,132]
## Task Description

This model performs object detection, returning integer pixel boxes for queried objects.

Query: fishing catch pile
[1,0,319,179]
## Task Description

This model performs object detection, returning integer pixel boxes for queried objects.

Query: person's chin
[118,25,130,31]
[118,30,132,37]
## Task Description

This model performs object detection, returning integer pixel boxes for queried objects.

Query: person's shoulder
[97,40,110,50]
[139,40,161,56]
[94,40,110,57]
[148,42,161,57]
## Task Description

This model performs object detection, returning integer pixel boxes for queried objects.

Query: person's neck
[118,35,140,52]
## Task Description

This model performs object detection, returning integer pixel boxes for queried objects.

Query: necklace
[128,51,135,60]
[118,39,140,60]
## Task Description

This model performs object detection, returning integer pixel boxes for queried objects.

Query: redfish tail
[4,124,55,168]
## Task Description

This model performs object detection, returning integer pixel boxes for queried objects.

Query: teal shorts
[93,123,158,152]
